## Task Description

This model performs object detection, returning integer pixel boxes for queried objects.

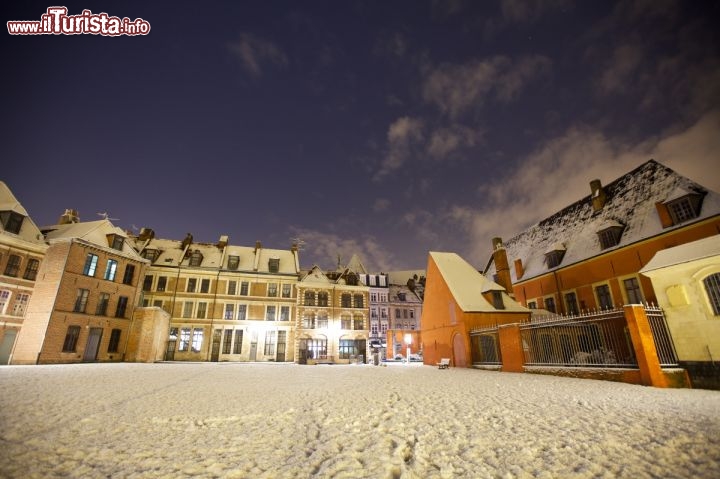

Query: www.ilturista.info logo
[7,7,150,36]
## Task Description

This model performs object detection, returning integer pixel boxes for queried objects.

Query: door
[276,331,287,362]
[165,340,176,361]
[210,329,222,362]
[0,330,17,364]
[452,333,467,368]
[298,338,308,364]
[83,328,103,362]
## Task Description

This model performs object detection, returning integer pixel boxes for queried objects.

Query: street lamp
[404,333,412,365]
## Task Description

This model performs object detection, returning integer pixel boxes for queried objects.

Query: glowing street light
[404,333,412,365]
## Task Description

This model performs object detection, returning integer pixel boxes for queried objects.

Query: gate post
[624,305,668,387]
[498,324,524,373]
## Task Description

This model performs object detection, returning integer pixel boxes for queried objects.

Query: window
[141,249,158,262]
[354,294,364,308]
[565,292,579,315]
[302,313,316,329]
[74,289,90,313]
[197,302,207,319]
[492,291,505,310]
[110,235,124,251]
[318,292,328,306]
[598,225,624,250]
[341,314,351,330]
[200,279,210,293]
[403,309,408,319]
[108,329,121,353]
[122,264,135,285]
[233,330,243,354]
[115,296,128,318]
[268,283,278,297]
[182,301,193,318]
[96,293,110,316]
[409,310,415,319]
[527,301,537,309]
[191,328,203,352]
[23,258,40,280]
[703,273,720,315]
[4,254,21,277]
[282,284,291,298]
[189,250,204,266]
[0,290,10,314]
[304,290,315,306]
[381,322,388,334]
[224,303,234,320]
[381,308,387,318]
[398,293,406,301]
[83,254,99,276]
[544,297,556,313]
[346,273,358,286]
[227,255,240,270]
[317,312,328,329]
[371,292,377,302]
[237,304,247,320]
[371,309,378,318]
[666,195,701,225]
[371,323,379,335]
[545,250,565,269]
[353,314,364,330]
[339,339,362,359]
[624,278,643,304]
[179,328,191,351]
[10,293,29,317]
[596,285,613,310]
[264,331,276,355]
[395,308,401,318]
[104,260,118,281]
[341,293,351,307]
[266,305,276,321]
[268,258,280,273]
[1,211,24,234]
[228,281,237,295]
[222,329,232,354]
[187,278,197,292]
[280,306,290,321]
[142,275,153,292]
[62,325,81,352]
[240,281,249,295]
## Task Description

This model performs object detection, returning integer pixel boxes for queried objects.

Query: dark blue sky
[3,1,719,271]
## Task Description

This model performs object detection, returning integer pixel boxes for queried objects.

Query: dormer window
[107,234,124,251]
[666,194,702,225]
[346,273,358,286]
[492,291,505,310]
[0,211,24,234]
[142,249,159,262]
[597,222,625,250]
[189,250,203,266]
[268,257,280,273]
[227,255,240,270]
[545,243,566,269]
[397,292,406,301]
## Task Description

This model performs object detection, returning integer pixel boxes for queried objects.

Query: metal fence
[520,308,638,368]
[645,304,679,366]
[469,326,502,365]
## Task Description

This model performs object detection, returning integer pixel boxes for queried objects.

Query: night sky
[3,1,719,271]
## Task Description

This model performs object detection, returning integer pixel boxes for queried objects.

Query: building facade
[484,160,720,314]
[0,182,47,364]
[133,232,300,363]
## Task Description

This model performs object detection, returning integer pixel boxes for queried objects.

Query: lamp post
[404,333,412,365]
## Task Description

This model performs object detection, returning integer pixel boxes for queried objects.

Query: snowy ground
[1,363,719,479]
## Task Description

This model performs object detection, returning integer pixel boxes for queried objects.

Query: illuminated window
[191,328,203,352]
[83,254,98,276]
[10,293,29,317]
[280,306,290,321]
[104,260,118,281]
[179,328,191,351]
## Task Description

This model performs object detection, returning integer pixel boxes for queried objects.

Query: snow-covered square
[1,363,719,478]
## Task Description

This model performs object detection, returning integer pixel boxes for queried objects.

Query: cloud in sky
[290,227,396,272]
[374,116,425,181]
[440,109,720,266]
[422,55,552,118]
[427,124,481,159]
[228,33,288,77]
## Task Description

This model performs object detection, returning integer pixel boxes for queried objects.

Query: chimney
[254,240,262,252]
[514,258,524,280]
[217,235,228,249]
[138,228,155,241]
[291,243,298,253]
[181,233,193,250]
[57,209,80,225]
[590,179,607,212]
[492,237,514,296]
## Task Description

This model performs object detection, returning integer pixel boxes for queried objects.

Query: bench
[437,358,450,369]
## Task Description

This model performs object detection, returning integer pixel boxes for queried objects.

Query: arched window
[704,273,720,315]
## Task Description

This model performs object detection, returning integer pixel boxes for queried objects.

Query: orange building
[485,160,720,314]
[420,252,530,367]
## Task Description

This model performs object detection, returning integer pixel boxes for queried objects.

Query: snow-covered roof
[640,234,720,273]
[345,254,367,274]
[388,284,422,304]
[44,219,142,259]
[388,270,426,285]
[485,160,720,283]
[0,181,46,246]
[429,252,529,313]
[299,265,331,283]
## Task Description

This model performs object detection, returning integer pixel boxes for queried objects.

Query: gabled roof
[430,252,529,313]
[299,265,332,283]
[640,234,720,273]
[485,159,720,283]
[43,219,143,259]
[345,254,367,274]
[0,181,45,246]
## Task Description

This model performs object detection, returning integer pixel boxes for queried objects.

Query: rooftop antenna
[97,212,119,221]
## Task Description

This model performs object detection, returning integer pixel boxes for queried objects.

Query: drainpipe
[206,244,227,361]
